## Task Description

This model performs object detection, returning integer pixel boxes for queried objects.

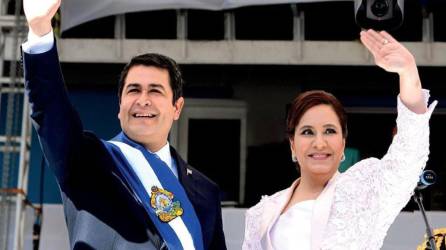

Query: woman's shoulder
[244,186,291,247]
[249,185,292,206]
[246,186,292,218]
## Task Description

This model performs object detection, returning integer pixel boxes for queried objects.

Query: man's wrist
[22,29,54,54]
[28,25,52,41]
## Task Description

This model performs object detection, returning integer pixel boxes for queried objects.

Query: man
[22,0,226,249]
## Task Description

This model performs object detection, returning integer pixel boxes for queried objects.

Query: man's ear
[173,97,185,120]
[117,105,122,121]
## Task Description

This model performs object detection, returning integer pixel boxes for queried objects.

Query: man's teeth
[134,113,156,118]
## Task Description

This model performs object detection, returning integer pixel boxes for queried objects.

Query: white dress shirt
[152,142,178,179]
[22,30,54,54]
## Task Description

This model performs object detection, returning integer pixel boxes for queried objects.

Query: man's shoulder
[181,160,220,192]
[78,130,114,159]
[169,146,220,192]
[185,164,219,189]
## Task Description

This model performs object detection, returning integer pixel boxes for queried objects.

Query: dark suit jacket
[23,42,226,250]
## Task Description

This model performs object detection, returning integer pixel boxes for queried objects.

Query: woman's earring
[341,153,345,162]
[292,155,297,162]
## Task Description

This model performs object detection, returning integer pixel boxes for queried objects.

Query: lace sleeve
[321,90,437,249]
[242,197,267,250]
[375,90,436,219]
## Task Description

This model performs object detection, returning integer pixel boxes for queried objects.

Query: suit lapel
[311,171,340,250]
[170,146,197,202]
[260,180,299,250]
[170,147,212,247]
[258,173,339,250]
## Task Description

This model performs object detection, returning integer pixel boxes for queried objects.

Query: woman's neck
[282,175,329,214]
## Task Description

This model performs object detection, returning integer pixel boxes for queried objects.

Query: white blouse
[270,200,315,250]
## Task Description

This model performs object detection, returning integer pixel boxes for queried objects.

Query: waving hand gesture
[360,29,427,114]
[23,0,60,37]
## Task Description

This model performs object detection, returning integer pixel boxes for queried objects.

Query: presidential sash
[102,132,203,250]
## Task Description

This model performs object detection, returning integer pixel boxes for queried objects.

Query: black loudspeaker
[355,0,404,30]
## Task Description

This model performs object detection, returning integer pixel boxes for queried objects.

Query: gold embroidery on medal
[150,186,184,223]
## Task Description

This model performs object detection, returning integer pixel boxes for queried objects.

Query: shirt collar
[152,141,173,170]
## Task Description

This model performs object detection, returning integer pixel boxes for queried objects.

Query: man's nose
[136,93,152,106]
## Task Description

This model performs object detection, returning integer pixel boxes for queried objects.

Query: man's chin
[125,129,157,142]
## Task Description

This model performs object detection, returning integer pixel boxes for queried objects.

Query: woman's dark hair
[118,53,183,105]
[286,90,348,140]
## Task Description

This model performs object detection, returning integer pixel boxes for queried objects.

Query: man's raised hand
[23,0,61,37]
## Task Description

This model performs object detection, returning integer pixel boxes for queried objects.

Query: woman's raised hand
[360,29,427,114]
[360,29,416,76]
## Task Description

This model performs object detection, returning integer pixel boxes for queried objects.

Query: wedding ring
[382,39,389,45]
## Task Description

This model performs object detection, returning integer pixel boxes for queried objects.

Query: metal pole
[0,0,11,249]
[224,12,235,40]
[413,190,437,250]
[12,94,30,250]
[291,4,304,60]
[10,0,28,247]
[1,0,27,248]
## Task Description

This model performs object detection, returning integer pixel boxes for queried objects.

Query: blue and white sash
[102,132,203,250]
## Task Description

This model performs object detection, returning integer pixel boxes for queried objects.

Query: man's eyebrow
[125,83,141,89]
[125,83,166,91]
[148,83,165,90]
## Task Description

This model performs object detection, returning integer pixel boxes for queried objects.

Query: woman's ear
[289,138,296,156]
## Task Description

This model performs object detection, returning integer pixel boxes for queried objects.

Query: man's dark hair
[118,53,184,105]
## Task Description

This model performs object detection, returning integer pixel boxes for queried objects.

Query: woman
[243,29,437,250]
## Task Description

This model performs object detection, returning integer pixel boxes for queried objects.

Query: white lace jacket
[243,91,437,250]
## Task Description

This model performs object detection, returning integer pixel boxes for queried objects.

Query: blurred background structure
[0,0,32,249]
[1,0,446,249]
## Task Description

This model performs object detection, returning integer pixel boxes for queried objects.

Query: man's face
[118,65,184,151]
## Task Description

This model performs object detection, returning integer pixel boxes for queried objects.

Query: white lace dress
[243,91,437,250]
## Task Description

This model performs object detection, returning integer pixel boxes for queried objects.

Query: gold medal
[150,186,183,223]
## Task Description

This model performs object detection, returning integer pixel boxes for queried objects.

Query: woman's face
[290,104,345,179]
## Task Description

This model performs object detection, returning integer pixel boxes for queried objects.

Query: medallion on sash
[150,186,183,223]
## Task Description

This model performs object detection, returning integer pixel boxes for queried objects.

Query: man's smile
[132,112,158,118]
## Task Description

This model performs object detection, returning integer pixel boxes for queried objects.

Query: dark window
[62,16,115,39]
[388,0,422,42]
[126,10,177,39]
[426,114,446,210]
[245,141,296,207]
[234,4,293,40]
[300,2,360,41]
[431,0,446,41]
[60,62,124,87]
[6,0,24,15]
[348,112,446,211]
[187,119,241,202]
[188,10,225,40]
